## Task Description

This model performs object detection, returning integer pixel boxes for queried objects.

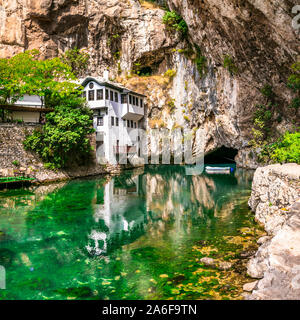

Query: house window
[114,92,118,102]
[134,122,137,128]
[116,117,119,126]
[110,91,114,101]
[127,120,130,127]
[89,82,94,89]
[88,90,95,101]
[111,116,114,126]
[121,94,127,104]
[105,89,109,99]
[129,95,132,105]
[140,99,143,108]
[133,96,136,106]
[97,117,104,126]
[131,120,133,128]
[97,89,103,100]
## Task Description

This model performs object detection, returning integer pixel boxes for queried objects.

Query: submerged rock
[200,257,216,267]
[218,261,233,271]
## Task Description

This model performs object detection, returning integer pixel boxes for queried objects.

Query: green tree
[60,47,90,78]
[24,95,94,169]
[0,50,95,169]
[0,50,78,104]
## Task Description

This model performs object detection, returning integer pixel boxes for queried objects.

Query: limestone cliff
[0,0,299,167]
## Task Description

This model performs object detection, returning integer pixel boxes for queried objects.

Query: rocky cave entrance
[138,66,153,76]
[204,146,238,164]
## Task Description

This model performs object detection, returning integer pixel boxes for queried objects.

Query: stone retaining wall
[0,123,139,183]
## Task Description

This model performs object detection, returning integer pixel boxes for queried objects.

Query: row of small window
[97,116,138,128]
[83,89,117,102]
[83,89,143,107]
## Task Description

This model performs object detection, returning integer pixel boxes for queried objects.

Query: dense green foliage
[162,11,188,37]
[24,96,94,169]
[60,47,89,78]
[260,131,300,164]
[0,50,78,106]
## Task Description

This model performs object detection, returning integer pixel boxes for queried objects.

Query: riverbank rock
[247,164,300,300]
[243,281,258,292]
[249,163,300,235]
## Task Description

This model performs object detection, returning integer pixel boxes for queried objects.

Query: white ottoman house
[81,75,146,165]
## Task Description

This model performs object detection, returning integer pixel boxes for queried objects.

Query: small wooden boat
[205,166,232,174]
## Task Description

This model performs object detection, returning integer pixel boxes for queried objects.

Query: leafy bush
[260,84,274,99]
[60,47,89,78]
[12,160,20,167]
[162,11,188,37]
[167,99,176,113]
[289,97,300,110]
[164,69,177,80]
[250,104,273,147]
[265,131,300,164]
[287,62,300,92]
[223,55,238,75]
[24,96,94,169]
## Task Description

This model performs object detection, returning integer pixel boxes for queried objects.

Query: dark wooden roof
[0,105,54,112]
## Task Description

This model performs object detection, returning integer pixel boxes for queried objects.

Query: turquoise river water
[0,165,263,300]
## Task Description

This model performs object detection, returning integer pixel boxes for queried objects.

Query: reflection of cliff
[145,166,254,235]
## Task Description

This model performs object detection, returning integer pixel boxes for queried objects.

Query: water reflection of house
[86,174,146,256]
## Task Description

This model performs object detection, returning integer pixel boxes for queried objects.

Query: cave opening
[204,146,238,164]
[138,66,153,76]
